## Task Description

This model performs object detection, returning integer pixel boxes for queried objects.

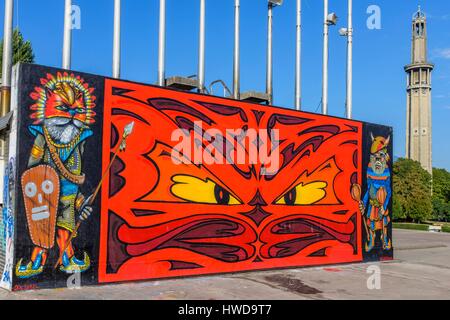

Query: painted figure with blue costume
[360,134,392,252]
[16,73,96,278]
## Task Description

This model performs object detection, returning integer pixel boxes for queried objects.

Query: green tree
[0,29,35,78]
[432,168,450,221]
[393,158,432,223]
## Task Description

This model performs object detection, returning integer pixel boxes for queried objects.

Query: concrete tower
[405,6,434,174]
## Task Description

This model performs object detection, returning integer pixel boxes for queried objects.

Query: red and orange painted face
[44,88,88,123]
[100,80,364,283]
[29,72,96,126]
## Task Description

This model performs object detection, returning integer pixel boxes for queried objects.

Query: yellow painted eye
[276,182,327,205]
[171,175,241,205]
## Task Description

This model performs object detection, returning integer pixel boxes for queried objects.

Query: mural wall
[4,64,393,290]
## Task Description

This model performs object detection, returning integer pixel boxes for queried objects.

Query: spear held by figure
[351,184,370,241]
[54,122,135,270]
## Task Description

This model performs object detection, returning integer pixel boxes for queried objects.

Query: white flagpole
[62,0,72,69]
[346,0,353,119]
[113,0,121,79]
[322,0,329,115]
[266,2,273,105]
[198,0,206,93]
[295,0,302,110]
[158,0,166,86]
[233,0,240,99]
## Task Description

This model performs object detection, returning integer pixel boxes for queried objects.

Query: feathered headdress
[29,72,96,125]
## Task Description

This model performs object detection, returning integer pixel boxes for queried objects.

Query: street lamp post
[322,0,337,115]
[339,0,353,119]
[266,0,282,106]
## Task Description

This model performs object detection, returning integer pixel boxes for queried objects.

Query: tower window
[421,70,428,84]
[414,71,419,84]
[415,22,425,36]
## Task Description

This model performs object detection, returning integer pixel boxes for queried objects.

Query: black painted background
[362,123,394,261]
[13,64,104,290]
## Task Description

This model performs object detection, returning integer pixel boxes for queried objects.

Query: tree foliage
[0,29,35,78]
[392,158,432,223]
[432,168,450,221]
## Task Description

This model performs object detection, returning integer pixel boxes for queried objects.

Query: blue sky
[0,0,449,169]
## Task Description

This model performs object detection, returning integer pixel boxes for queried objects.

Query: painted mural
[5,64,393,290]
[360,124,394,261]
[1,159,15,289]
[16,73,96,279]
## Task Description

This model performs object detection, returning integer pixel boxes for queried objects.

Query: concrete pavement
[1,229,450,300]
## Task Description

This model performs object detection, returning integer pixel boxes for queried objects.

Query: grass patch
[393,222,450,233]
[393,223,429,231]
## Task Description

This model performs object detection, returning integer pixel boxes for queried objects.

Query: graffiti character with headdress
[15,73,96,278]
[359,134,392,252]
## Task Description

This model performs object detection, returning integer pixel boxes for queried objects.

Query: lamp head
[269,0,283,6]
[326,12,338,25]
[339,27,348,36]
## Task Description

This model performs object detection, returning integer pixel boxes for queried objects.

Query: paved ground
[1,229,450,300]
